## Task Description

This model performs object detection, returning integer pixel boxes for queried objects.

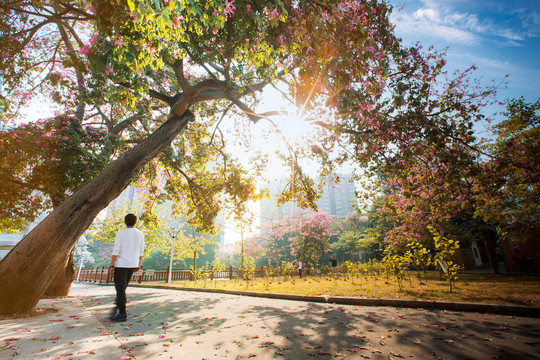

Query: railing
[75,266,270,284]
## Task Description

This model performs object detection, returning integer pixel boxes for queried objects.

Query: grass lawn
[152,272,540,307]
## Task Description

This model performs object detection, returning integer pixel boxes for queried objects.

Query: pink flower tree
[373,98,539,274]
[0,116,108,230]
[293,212,340,267]
[247,216,299,266]
[244,211,340,269]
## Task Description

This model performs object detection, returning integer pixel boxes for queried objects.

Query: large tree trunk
[42,249,76,298]
[0,112,193,315]
[40,196,77,298]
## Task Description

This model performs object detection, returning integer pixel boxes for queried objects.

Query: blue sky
[389,0,540,108]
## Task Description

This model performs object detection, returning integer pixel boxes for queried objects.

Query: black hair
[124,213,137,226]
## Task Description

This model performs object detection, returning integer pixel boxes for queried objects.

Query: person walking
[110,213,145,322]
[298,260,303,278]
[330,255,338,276]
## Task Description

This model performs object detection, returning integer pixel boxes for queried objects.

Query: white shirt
[112,227,145,268]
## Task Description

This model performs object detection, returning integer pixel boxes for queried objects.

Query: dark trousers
[114,267,136,314]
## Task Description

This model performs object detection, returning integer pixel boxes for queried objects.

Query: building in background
[259,172,357,227]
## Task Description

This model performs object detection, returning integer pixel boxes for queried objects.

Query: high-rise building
[259,172,357,227]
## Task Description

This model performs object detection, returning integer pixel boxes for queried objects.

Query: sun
[256,86,320,145]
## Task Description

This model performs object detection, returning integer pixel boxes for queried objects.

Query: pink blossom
[89,34,98,46]
[105,64,114,76]
[79,45,90,56]
[224,0,236,19]
[113,36,124,47]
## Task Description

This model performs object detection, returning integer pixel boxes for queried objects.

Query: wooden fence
[75,266,270,284]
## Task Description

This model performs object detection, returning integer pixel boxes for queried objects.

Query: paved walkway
[1,283,539,359]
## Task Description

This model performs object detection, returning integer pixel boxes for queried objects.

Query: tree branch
[225,92,280,123]
[54,19,87,121]
[110,114,139,135]
[94,106,111,129]
[170,59,190,90]
[149,89,175,105]
[183,44,220,81]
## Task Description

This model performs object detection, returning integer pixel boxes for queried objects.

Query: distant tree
[73,235,95,269]
[195,242,218,268]
[293,212,339,265]
[373,98,539,273]
[143,250,186,269]
[255,216,298,266]
[243,235,268,267]
[475,98,540,242]
[215,245,239,268]
[332,213,368,262]
[361,197,398,256]
[84,240,114,268]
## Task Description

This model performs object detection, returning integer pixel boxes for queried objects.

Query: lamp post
[168,234,175,286]
[167,226,182,286]
[240,226,244,270]
[191,226,198,271]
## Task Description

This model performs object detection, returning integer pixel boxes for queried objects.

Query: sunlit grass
[149,272,540,307]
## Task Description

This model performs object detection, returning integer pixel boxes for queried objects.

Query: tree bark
[42,248,76,298]
[0,111,193,315]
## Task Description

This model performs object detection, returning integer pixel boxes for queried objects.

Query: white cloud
[497,29,525,41]
[448,50,517,72]
[414,8,438,22]
[499,39,525,47]
[393,8,478,45]
[426,25,477,44]
[510,7,540,38]
[474,56,515,71]
[392,0,538,46]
